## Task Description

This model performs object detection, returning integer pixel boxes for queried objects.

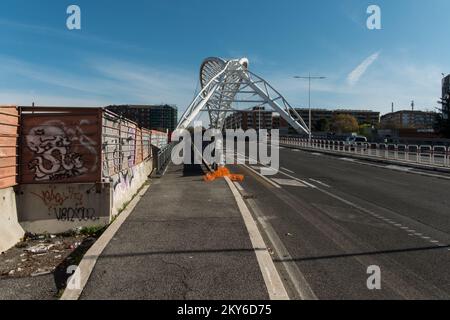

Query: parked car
[345,136,368,151]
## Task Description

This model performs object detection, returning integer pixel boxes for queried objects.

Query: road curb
[60,183,151,300]
[224,177,290,300]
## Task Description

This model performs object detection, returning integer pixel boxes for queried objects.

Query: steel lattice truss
[177,57,310,135]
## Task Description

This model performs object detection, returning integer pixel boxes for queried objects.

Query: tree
[436,97,450,138]
[314,118,330,132]
[330,114,359,134]
[435,113,450,138]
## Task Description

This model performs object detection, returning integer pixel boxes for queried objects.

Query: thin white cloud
[0,18,145,52]
[0,90,107,107]
[0,55,196,111]
[257,58,442,115]
[347,51,381,86]
[0,53,443,117]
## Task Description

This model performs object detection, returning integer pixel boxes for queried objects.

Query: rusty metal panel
[102,111,121,178]
[135,128,143,164]
[142,129,151,160]
[101,110,160,179]
[19,108,102,184]
[150,130,169,149]
[120,119,137,170]
[0,106,19,189]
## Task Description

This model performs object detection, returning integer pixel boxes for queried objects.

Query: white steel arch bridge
[177,57,310,135]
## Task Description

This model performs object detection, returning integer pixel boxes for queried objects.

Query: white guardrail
[280,137,450,168]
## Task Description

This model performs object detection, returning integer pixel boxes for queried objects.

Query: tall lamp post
[294,74,326,143]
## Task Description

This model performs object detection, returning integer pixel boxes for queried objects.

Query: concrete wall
[15,157,153,234]
[0,187,25,253]
[0,107,161,248]
[111,157,153,216]
[16,183,111,234]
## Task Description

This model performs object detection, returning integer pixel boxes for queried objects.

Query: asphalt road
[228,145,450,299]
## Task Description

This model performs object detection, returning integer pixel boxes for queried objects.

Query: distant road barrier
[155,142,175,175]
[280,137,450,168]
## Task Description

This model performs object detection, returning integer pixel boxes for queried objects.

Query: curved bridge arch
[177,57,310,135]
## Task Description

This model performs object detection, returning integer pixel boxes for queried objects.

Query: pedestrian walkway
[80,163,269,300]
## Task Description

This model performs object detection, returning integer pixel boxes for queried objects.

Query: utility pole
[293,74,326,143]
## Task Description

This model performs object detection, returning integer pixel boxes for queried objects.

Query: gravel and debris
[1,233,84,279]
[0,227,104,300]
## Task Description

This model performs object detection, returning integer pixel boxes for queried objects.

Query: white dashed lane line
[270,178,307,187]
[386,165,411,172]
[308,178,331,188]
[236,151,448,251]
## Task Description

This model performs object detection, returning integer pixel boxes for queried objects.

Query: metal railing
[155,143,175,175]
[280,137,450,168]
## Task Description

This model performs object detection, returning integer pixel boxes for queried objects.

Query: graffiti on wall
[27,125,87,181]
[112,167,135,193]
[102,115,139,178]
[30,185,99,222]
[21,115,100,184]
[124,126,136,168]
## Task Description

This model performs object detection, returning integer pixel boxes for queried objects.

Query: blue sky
[0,0,449,115]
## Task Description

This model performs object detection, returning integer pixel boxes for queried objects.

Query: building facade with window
[380,110,437,129]
[106,104,178,132]
[294,108,380,128]
[224,107,287,131]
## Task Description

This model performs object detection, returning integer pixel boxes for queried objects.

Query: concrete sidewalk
[80,163,269,300]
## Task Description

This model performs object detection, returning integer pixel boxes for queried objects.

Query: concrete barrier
[0,187,25,253]
[15,156,154,234]
[0,106,164,250]
[16,183,111,234]
[110,157,154,216]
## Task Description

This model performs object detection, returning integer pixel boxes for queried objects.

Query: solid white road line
[244,196,318,300]
[281,167,295,174]
[60,183,151,300]
[234,182,244,192]
[225,177,290,300]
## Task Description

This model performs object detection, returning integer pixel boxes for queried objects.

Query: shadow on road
[182,163,205,177]
[272,244,450,263]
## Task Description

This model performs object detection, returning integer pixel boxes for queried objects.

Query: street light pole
[294,74,326,143]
